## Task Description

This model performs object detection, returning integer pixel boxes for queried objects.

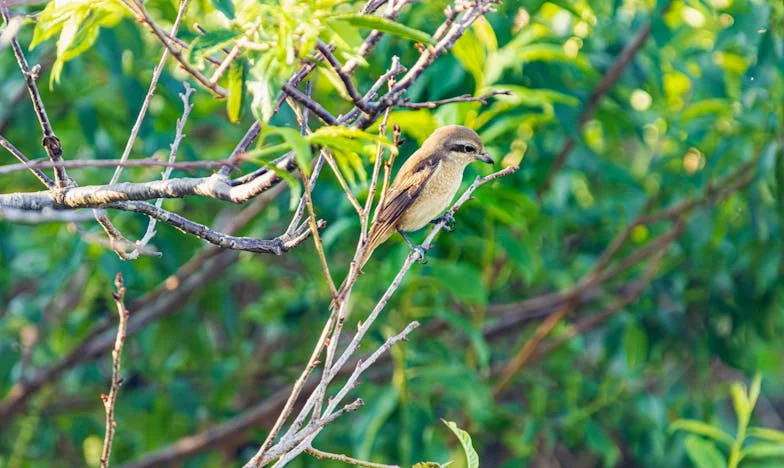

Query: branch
[100,273,130,468]
[282,83,338,125]
[306,448,399,468]
[0,133,54,187]
[2,7,70,187]
[316,41,373,114]
[397,90,511,109]
[0,158,232,176]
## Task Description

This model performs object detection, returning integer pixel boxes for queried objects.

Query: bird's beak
[476,150,494,164]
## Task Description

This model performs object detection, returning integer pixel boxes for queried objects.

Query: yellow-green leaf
[670,419,735,446]
[226,58,248,123]
[748,427,784,444]
[267,127,312,176]
[442,419,479,468]
[328,14,433,45]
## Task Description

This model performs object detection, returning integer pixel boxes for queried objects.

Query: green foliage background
[1,0,784,466]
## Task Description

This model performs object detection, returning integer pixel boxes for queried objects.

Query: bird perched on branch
[359,124,494,269]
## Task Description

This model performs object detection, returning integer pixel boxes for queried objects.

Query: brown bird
[358,124,494,269]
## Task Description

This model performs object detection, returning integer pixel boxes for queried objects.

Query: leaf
[263,162,301,211]
[623,322,648,371]
[730,381,752,426]
[748,373,763,410]
[740,443,784,460]
[683,435,728,468]
[327,14,434,45]
[748,427,784,444]
[226,58,247,123]
[267,127,312,176]
[209,0,235,19]
[442,420,479,468]
[188,30,242,63]
[452,30,485,92]
[670,419,735,446]
[472,16,497,53]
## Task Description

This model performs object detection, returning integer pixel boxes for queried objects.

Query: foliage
[1,0,784,467]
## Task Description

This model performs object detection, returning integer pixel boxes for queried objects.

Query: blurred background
[1,0,784,466]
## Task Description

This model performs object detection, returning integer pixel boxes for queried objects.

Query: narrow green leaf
[226,58,247,123]
[670,419,735,446]
[683,435,728,468]
[267,127,312,176]
[442,420,479,468]
[748,427,784,444]
[189,30,241,62]
[209,0,235,19]
[623,322,648,371]
[328,14,434,45]
[730,382,751,426]
[263,161,301,211]
[748,373,763,410]
[740,442,784,461]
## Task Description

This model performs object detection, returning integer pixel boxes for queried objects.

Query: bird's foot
[413,245,429,264]
[432,212,456,232]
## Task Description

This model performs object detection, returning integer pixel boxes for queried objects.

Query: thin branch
[397,90,511,109]
[0,133,54,187]
[2,7,70,187]
[306,448,400,468]
[0,158,232,176]
[316,41,373,114]
[123,0,227,97]
[129,83,195,259]
[100,273,130,468]
[282,83,338,125]
[0,206,95,223]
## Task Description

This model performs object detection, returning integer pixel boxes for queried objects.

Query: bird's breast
[398,163,463,231]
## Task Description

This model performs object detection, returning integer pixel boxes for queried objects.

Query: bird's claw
[414,245,428,264]
[432,212,456,232]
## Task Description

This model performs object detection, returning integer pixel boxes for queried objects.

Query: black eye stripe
[451,144,477,153]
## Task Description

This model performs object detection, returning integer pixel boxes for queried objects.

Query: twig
[0,206,95,223]
[316,41,373,114]
[129,83,195,259]
[100,273,130,468]
[0,133,54,187]
[398,90,510,109]
[306,448,400,468]
[2,7,70,188]
[282,83,338,125]
[123,0,227,97]
[0,158,232,176]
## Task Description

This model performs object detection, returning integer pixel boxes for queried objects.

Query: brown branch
[2,7,70,187]
[0,158,233,176]
[316,41,373,114]
[0,133,54,187]
[282,83,338,125]
[100,274,130,468]
[306,448,400,468]
[398,90,511,109]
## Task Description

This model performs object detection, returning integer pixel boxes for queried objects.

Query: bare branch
[0,158,232,176]
[316,41,373,114]
[100,273,130,468]
[0,206,94,223]
[398,90,511,109]
[0,133,54,187]
[306,448,400,468]
[282,83,339,126]
[2,7,70,187]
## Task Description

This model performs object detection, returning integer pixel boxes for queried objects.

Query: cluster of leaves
[1,0,784,467]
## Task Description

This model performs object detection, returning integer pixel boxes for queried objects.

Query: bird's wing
[364,154,442,255]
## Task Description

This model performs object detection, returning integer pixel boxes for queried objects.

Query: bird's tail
[329,228,390,310]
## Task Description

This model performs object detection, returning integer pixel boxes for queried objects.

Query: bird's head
[427,125,494,167]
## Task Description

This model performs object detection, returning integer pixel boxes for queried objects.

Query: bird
[359,124,493,266]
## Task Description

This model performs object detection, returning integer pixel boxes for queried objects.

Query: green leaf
[670,419,735,446]
[267,127,312,176]
[748,427,784,444]
[623,322,648,371]
[748,373,763,410]
[730,382,752,426]
[209,0,235,19]
[442,420,479,468]
[263,161,301,211]
[741,442,784,461]
[327,14,434,45]
[188,30,241,63]
[683,435,727,468]
[452,30,485,91]
[226,58,247,123]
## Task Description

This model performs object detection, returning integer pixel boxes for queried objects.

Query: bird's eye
[462,145,477,153]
